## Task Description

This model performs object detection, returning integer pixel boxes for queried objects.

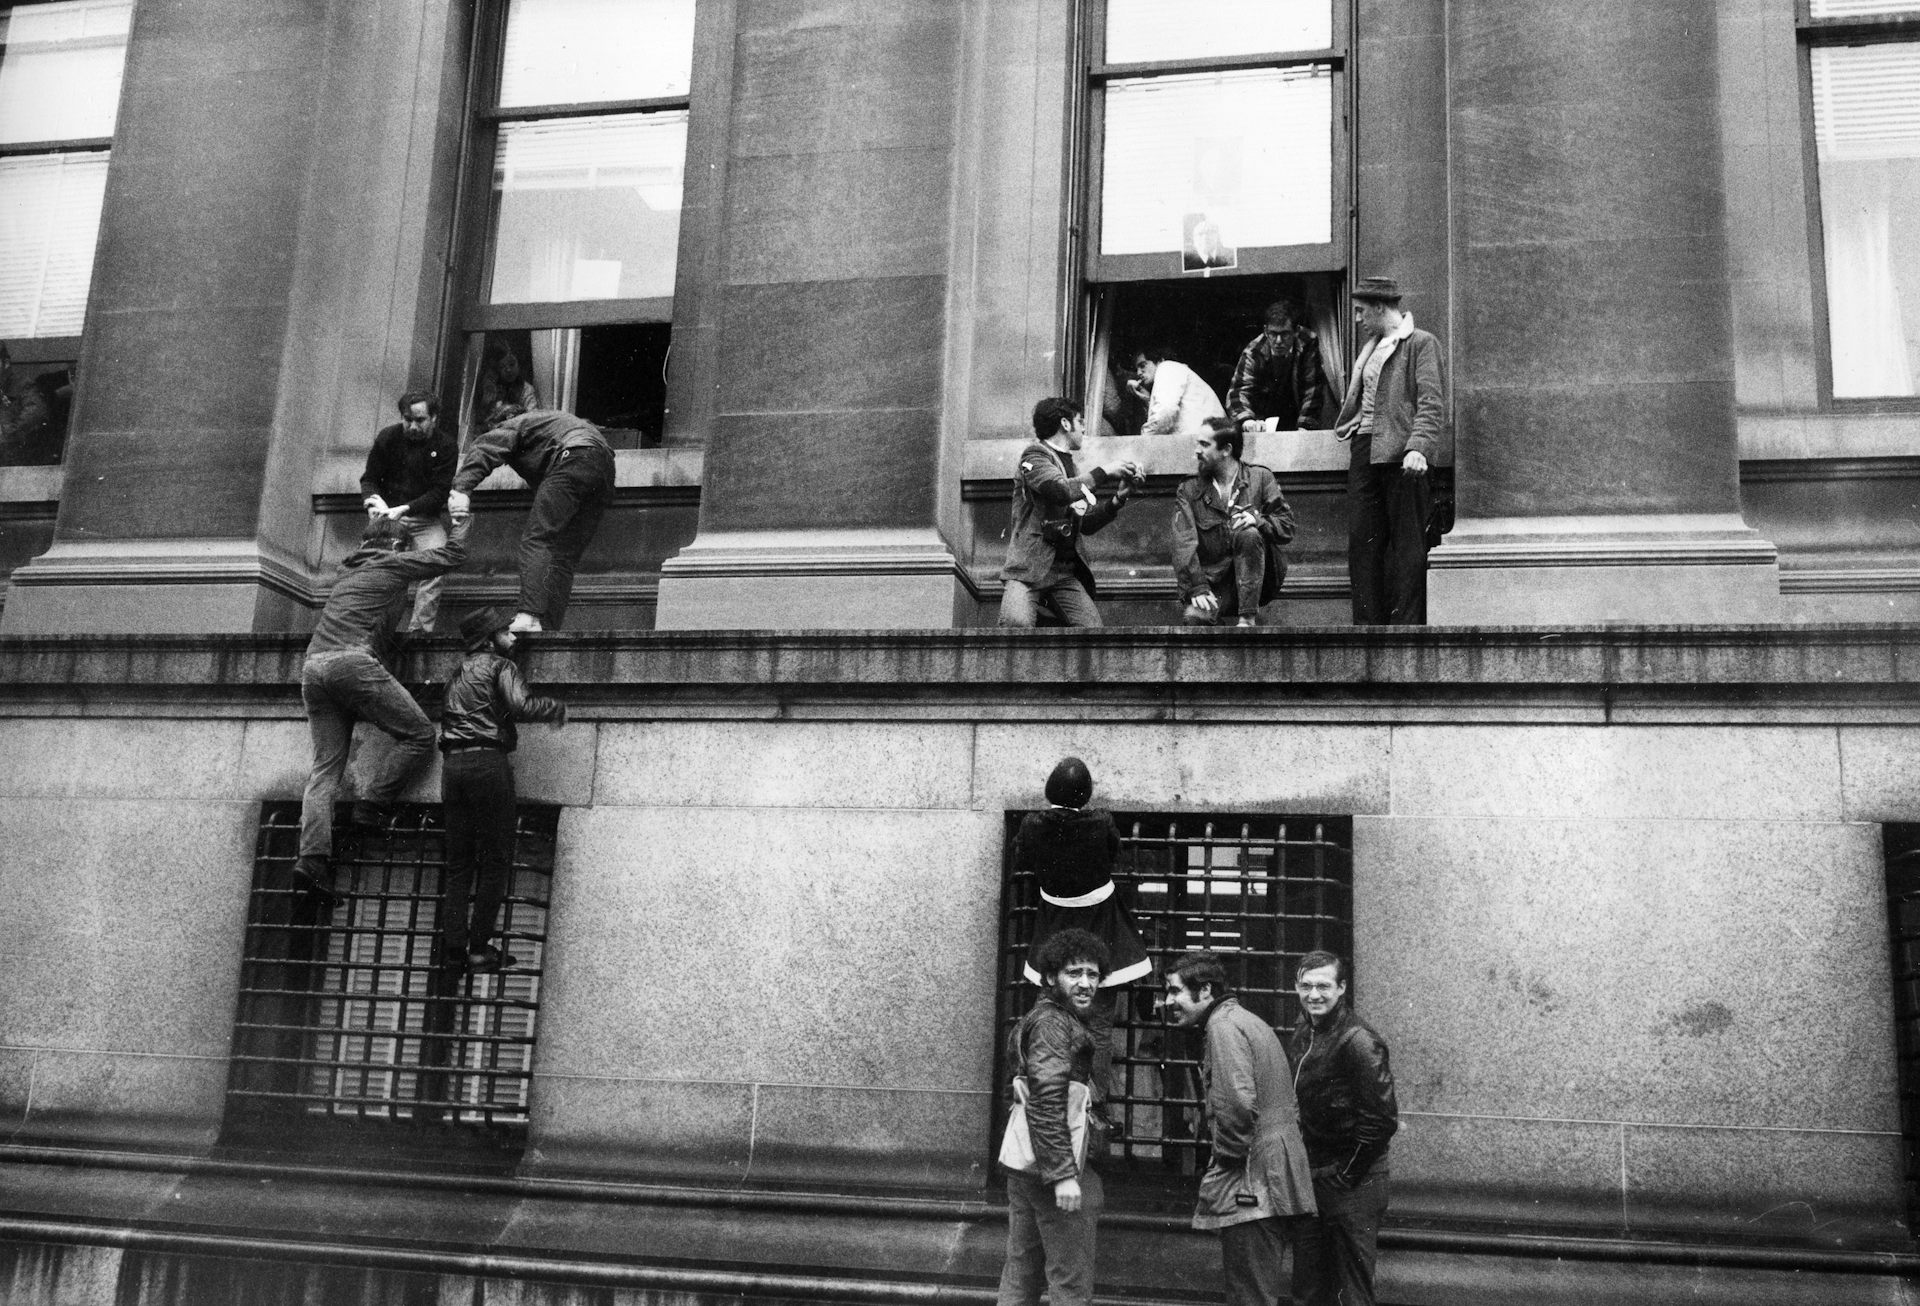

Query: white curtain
[1827,169,1914,397]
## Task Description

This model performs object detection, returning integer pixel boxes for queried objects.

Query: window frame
[0,0,131,465]
[1797,0,1920,412]
[442,0,694,438]
[1078,0,1352,286]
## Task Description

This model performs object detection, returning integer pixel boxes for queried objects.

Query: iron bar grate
[225,800,557,1147]
[995,812,1353,1184]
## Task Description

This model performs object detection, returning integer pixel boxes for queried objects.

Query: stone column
[1426,0,1781,623]
[1,0,471,633]
[652,1,973,629]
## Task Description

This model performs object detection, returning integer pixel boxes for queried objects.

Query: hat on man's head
[1352,276,1403,304]
[1045,756,1094,809]
[459,605,515,650]
[340,515,408,569]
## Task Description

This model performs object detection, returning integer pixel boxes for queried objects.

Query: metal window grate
[1883,826,1920,1232]
[995,813,1353,1186]
[224,801,557,1148]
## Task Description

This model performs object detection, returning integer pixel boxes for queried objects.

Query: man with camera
[998,397,1142,628]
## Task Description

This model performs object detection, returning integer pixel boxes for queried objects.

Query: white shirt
[1141,360,1227,435]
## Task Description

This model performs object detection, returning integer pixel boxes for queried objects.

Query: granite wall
[0,676,1904,1239]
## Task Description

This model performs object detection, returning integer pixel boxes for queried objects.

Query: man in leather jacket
[1284,950,1399,1306]
[1171,418,1297,627]
[998,397,1141,628]
[997,928,1110,1306]
[436,606,567,973]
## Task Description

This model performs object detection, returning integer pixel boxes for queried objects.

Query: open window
[453,0,694,448]
[1077,0,1349,436]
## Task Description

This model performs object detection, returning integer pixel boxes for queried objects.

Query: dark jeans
[1219,1215,1289,1306]
[999,577,1103,628]
[1292,1168,1389,1306]
[297,650,436,874]
[440,748,517,957]
[1183,527,1267,624]
[1348,461,1430,625]
[998,1166,1102,1306]
[523,443,614,628]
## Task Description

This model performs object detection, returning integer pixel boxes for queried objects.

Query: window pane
[1812,43,1920,397]
[1100,68,1332,257]
[499,0,695,107]
[1810,1,1920,16]
[0,152,108,337]
[1104,0,1329,63]
[487,113,686,304]
[0,0,133,143]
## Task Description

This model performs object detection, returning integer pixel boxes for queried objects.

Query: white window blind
[1104,0,1329,63]
[1100,67,1332,256]
[488,113,686,303]
[1811,1,1920,17]
[498,0,694,107]
[1811,43,1920,397]
[0,0,132,145]
[0,152,108,337]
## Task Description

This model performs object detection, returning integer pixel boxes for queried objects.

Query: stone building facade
[0,1,1917,1303]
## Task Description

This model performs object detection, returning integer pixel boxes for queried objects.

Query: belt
[1040,880,1114,908]
[441,742,509,754]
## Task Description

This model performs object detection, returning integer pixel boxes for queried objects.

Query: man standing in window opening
[293,509,471,904]
[999,397,1143,628]
[1172,417,1296,627]
[1334,276,1444,624]
[1013,757,1151,1094]
[1160,951,1317,1306]
[1285,950,1399,1306]
[1228,300,1328,433]
[435,606,566,974]
[1129,347,1227,436]
[997,928,1111,1306]
[360,390,458,634]
[447,409,615,633]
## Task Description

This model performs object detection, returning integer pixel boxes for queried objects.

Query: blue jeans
[997,1166,1102,1306]
[522,443,613,628]
[297,650,436,873]
[401,514,449,633]
[998,577,1103,628]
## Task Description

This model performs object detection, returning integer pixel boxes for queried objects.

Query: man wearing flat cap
[436,605,568,972]
[1332,276,1445,624]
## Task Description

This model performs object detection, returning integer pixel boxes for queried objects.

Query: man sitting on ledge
[1172,418,1295,627]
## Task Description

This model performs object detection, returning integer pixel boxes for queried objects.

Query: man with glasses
[1227,300,1327,434]
[1285,950,1400,1306]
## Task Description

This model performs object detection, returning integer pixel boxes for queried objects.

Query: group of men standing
[1003,275,1444,628]
[1005,937,1399,1306]
[291,392,610,973]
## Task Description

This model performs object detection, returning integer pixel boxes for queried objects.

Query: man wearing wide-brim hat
[1331,276,1445,625]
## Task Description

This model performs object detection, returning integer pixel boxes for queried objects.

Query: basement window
[224,801,557,1158]
[994,811,1353,1201]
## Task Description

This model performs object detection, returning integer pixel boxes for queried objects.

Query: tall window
[1804,1,1920,401]
[456,0,695,447]
[1079,0,1348,435]
[0,0,130,465]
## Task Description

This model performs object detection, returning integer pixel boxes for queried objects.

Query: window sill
[962,429,1367,481]
[0,464,64,502]
[1738,411,1920,461]
[313,446,703,497]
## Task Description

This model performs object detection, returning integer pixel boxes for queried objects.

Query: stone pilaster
[1,0,471,633]
[1426,0,1780,623]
